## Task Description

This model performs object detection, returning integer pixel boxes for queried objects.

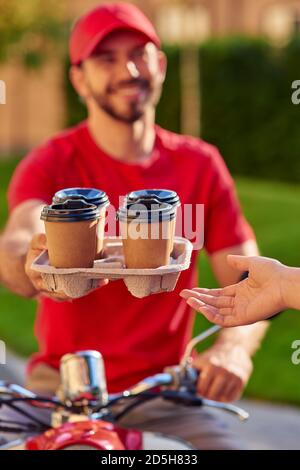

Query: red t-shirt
[8,122,254,393]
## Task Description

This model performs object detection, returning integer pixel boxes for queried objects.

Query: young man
[0,3,267,449]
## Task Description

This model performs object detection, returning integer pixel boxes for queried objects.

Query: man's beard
[88,78,154,124]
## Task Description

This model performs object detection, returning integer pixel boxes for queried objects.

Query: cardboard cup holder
[31,236,193,299]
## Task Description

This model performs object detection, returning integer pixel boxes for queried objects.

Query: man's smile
[115,85,147,101]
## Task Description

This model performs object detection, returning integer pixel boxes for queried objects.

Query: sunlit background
[0,0,300,406]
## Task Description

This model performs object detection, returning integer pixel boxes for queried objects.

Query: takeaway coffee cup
[41,199,100,268]
[126,189,180,209]
[53,188,109,258]
[125,189,180,252]
[117,198,176,269]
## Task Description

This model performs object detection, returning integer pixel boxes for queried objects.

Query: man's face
[76,30,166,123]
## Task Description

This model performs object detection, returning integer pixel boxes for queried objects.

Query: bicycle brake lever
[0,382,36,399]
[201,398,249,421]
[160,390,249,421]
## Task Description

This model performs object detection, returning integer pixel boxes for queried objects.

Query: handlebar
[0,365,249,423]
[0,326,250,430]
[113,368,249,422]
[120,373,174,397]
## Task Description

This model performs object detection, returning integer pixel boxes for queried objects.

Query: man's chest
[58,155,203,210]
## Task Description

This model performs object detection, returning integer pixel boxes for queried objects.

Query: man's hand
[180,255,286,326]
[192,343,253,402]
[24,233,108,301]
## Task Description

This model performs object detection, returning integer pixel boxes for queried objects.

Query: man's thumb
[31,233,47,250]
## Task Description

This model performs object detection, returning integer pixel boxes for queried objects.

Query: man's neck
[87,107,156,163]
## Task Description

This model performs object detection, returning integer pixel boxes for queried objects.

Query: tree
[0,0,67,68]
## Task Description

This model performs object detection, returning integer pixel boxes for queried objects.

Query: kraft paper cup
[117,199,176,269]
[41,200,100,268]
[125,189,180,252]
[53,188,109,259]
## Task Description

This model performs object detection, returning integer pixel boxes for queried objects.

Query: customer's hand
[180,255,286,327]
[193,343,253,402]
[25,233,108,301]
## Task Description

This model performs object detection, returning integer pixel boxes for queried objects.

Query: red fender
[26,420,143,450]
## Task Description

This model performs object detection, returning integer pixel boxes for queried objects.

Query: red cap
[69,2,161,65]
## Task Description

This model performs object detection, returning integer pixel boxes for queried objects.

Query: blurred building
[0,0,300,154]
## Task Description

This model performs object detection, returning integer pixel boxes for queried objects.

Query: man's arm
[192,240,269,402]
[0,199,108,301]
[0,199,45,297]
[209,239,258,286]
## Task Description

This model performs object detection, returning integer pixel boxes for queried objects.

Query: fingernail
[180,291,189,298]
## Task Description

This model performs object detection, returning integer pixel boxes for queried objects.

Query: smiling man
[0,3,268,449]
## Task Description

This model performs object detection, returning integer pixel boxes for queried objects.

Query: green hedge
[64,59,87,127]
[200,36,300,182]
[156,46,181,133]
[64,37,300,182]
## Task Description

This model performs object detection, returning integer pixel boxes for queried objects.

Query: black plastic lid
[41,199,100,223]
[126,189,180,207]
[117,198,176,223]
[53,188,109,208]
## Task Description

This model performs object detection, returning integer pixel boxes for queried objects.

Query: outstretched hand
[180,255,286,327]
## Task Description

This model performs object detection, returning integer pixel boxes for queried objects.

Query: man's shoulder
[156,126,222,167]
[25,121,86,163]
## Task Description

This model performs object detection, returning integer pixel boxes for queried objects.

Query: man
[0,3,268,449]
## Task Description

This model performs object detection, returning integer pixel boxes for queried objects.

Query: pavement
[211,399,300,450]
[0,350,300,450]
[0,349,26,386]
